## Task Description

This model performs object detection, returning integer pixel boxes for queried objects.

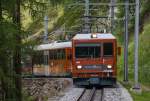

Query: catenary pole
[44,16,48,43]
[110,0,115,33]
[124,0,129,82]
[84,0,90,33]
[134,0,140,89]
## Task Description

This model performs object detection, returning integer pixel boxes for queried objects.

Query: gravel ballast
[58,83,133,101]
[23,78,133,101]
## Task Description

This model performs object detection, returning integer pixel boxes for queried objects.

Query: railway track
[77,87,103,101]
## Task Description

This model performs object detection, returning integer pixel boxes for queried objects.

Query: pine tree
[13,0,22,100]
[0,0,48,100]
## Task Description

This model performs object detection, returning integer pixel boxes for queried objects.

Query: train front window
[103,43,113,57]
[75,43,101,58]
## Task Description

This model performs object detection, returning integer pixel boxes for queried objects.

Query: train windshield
[103,43,113,57]
[75,43,101,58]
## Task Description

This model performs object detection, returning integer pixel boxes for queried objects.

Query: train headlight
[77,65,82,69]
[107,65,112,69]
[91,34,97,38]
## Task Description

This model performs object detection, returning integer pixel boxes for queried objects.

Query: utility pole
[124,0,129,82]
[85,0,89,17]
[133,0,140,90]
[43,16,49,76]
[110,0,115,33]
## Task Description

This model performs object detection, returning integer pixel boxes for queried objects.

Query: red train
[72,33,120,86]
[22,33,121,86]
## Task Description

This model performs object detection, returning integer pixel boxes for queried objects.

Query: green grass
[120,81,150,101]
[131,91,150,101]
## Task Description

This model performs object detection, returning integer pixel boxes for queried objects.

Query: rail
[87,87,96,101]
[100,88,104,101]
[77,87,103,101]
[77,88,86,101]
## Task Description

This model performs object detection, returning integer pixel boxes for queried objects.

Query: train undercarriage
[73,77,116,86]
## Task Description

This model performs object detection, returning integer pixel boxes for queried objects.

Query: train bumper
[73,77,116,86]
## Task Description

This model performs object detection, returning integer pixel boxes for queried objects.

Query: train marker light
[107,65,112,69]
[77,65,82,69]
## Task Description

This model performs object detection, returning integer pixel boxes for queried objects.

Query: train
[22,33,121,86]
[72,33,119,86]
[22,41,72,76]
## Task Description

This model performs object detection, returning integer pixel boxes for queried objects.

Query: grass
[120,81,150,101]
[131,91,150,101]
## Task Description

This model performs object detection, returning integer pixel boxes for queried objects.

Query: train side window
[49,50,54,59]
[103,43,113,57]
[39,51,44,64]
[33,51,44,65]
[49,49,66,60]
[57,49,61,59]
[61,49,66,59]
[54,50,57,59]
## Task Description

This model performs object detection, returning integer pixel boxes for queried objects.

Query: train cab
[72,33,117,86]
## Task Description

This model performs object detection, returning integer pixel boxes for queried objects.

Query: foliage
[0,21,18,101]
[0,0,49,100]
[22,89,35,101]
[116,0,150,84]
[136,20,150,83]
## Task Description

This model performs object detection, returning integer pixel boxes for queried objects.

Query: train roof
[35,41,72,51]
[73,33,116,40]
